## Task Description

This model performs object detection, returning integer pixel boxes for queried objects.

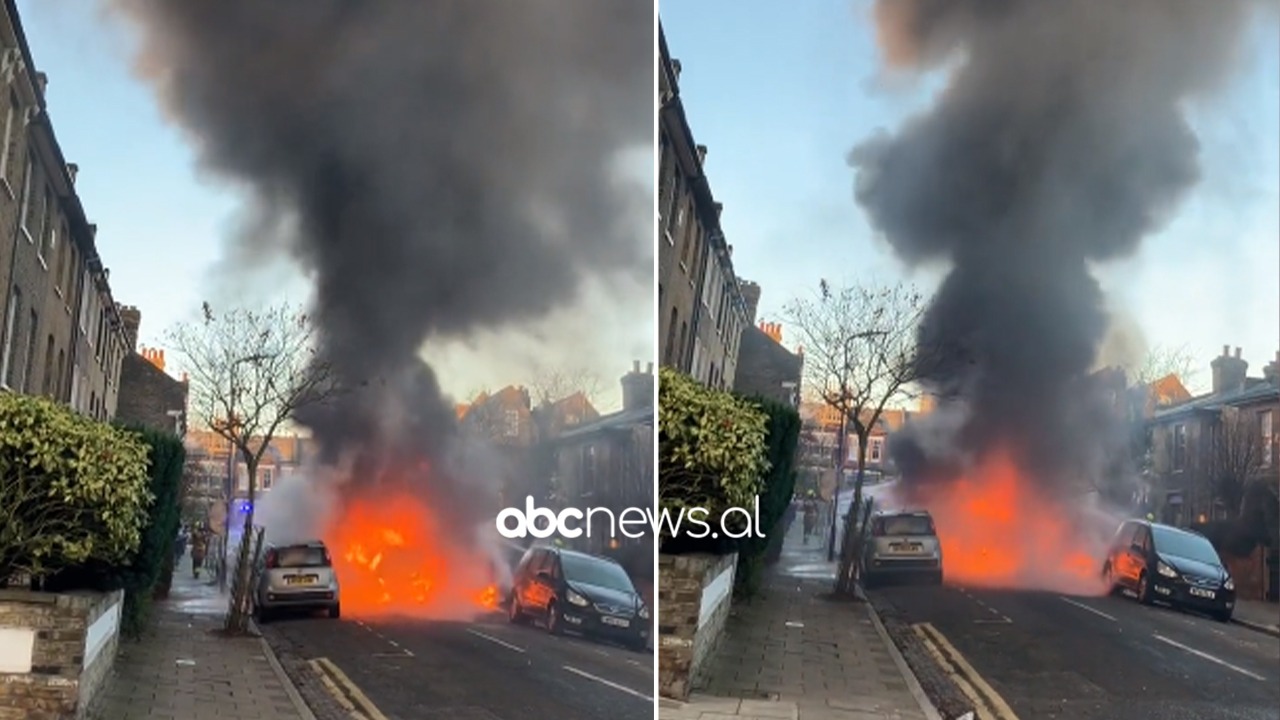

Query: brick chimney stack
[117,305,141,352]
[1210,344,1248,396]
[1264,350,1279,387]
[620,361,654,412]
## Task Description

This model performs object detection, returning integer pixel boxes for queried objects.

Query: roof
[553,404,652,443]
[1151,380,1280,422]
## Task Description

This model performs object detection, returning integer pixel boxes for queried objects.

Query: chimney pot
[632,360,640,373]
[1223,344,1230,356]
[1234,346,1242,359]
[646,362,653,373]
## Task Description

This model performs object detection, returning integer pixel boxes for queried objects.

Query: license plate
[889,543,923,553]
[601,616,630,628]
[1189,587,1215,599]
[285,575,317,586]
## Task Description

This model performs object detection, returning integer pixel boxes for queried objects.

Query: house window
[260,467,274,491]
[0,286,18,387]
[870,438,883,463]
[504,409,520,438]
[21,309,37,392]
[1261,410,1274,469]
[41,334,53,396]
[55,348,64,399]
[0,92,14,186]
[18,160,32,241]
[1172,423,1187,471]
[39,195,55,268]
[33,186,48,262]
[79,270,91,336]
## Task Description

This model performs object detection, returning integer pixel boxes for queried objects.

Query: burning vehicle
[847,0,1268,595]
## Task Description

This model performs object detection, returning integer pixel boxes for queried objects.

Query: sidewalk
[92,557,315,720]
[661,511,938,720]
[1234,598,1280,636]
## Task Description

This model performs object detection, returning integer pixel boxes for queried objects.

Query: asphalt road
[870,582,1280,720]
[262,610,653,720]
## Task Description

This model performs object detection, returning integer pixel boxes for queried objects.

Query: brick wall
[1226,545,1267,601]
[0,588,123,720]
[657,552,736,700]
[115,352,187,435]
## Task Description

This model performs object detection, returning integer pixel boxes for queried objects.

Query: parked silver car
[861,510,944,589]
[253,540,341,622]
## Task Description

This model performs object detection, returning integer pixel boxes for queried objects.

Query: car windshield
[876,515,935,536]
[1151,527,1220,566]
[560,554,635,593]
[277,546,330,568]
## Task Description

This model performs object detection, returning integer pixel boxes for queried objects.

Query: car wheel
[546,601,562,636]
[1136,573,1153,605]
[508,594,526,624]
[329,603,341,620]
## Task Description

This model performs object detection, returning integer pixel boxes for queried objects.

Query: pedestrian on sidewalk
[190,526,208,579]
[174,527,188,564]
[802,490,818,544]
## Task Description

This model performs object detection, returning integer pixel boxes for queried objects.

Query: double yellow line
[309,657,389,720]
[912,623,1019,720]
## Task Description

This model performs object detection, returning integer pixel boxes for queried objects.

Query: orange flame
[905,450,1110,596]
[324,490,500,617]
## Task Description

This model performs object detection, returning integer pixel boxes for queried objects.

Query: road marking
[1152,633,1267,681]
[913,623,1020,720]
[1059,596,1117,622]
[562,665,652,702]
[466,628,526,653]
[310,657,390,720]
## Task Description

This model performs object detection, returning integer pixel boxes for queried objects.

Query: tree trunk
[835,432,870,597]
[226,457,259,634]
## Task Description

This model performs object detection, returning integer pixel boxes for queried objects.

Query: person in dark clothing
[190,529,208,579]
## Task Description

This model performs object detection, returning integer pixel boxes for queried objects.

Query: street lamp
[217,352,271,590]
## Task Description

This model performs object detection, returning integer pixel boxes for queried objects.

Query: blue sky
[16,2,652,409]
[662,0,1280,392]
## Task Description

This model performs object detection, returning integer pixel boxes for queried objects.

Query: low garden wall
[0,588,124,720]
[657,552,736,700]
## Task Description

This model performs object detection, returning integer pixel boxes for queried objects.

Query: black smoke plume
[110,2,652,525]
[851,0,1266,494]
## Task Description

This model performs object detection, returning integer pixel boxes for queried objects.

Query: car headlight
[638,606,650,620]
[566,589,590,607]
[1157,561,1178,578]
[1224,578,1235,591]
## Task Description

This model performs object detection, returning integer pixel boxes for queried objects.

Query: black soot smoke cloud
[110,1,652,524]
[851,0,1268,495]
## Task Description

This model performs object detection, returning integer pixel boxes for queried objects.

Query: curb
[251,618,319,720]
[1232,617,1280,638]
[865,597,945,720]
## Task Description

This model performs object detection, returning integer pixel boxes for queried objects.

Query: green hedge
[46,426,185,638]
[658,368,770,554]
[732,397,801,597]
[0,393,151,583]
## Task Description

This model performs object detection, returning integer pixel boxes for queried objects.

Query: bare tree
[1209,408,1265,515]
[785,280,929,595]
[1134,343,1199,389]
[529,366,604,406]
[168,302,335,630]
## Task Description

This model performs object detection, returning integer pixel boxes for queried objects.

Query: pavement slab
[92,558,314,720]
[662,511,939,720]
